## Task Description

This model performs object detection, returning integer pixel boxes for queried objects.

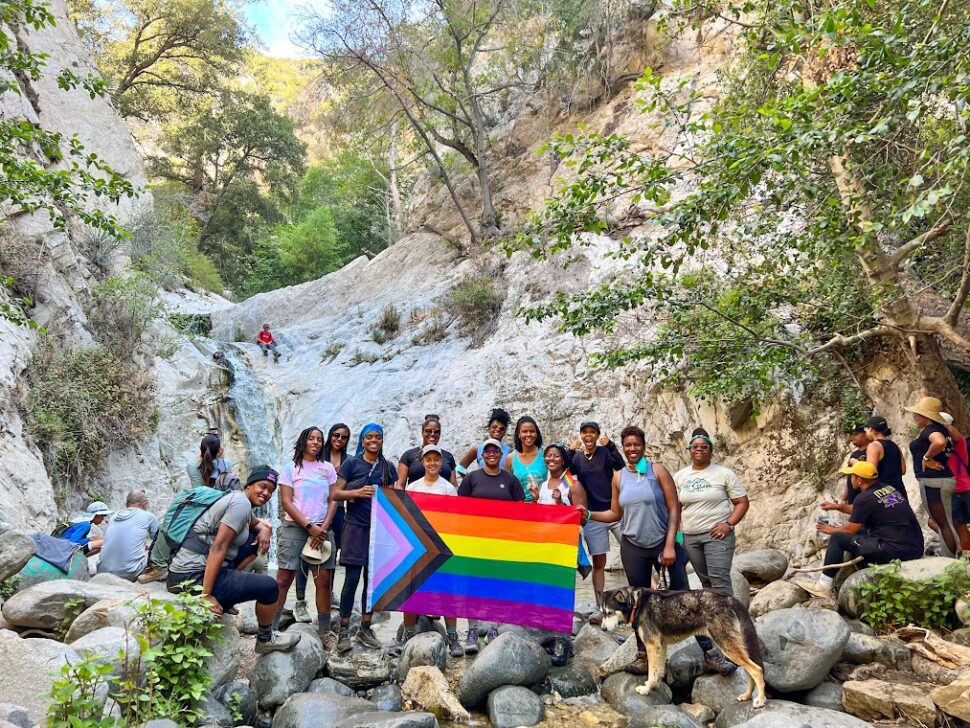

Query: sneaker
[485,626,499,644]
[389,629,414,657]
[703,649,738,676]
[447,632,464,658]
[321,630,339,652]
[464,629,479,655]
[624,654,650,675]
[254,631,301,654]
[336,628,353,653]
[293,600,312,623]
[791,575,834,599]
[355,625,381,649]
[137,567,167,584]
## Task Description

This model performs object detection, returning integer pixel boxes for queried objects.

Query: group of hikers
[68,394,955,673]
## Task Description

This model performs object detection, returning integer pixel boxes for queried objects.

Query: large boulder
[628,705,704,728]
[487,685,544,728]
[666,640,705,692]
[748,581,809,618]
[334,711,439,728]
[309,677,355,697]
[715,699,875,727]
[197,692,234,728]
[0,580,130,630]
[250,626,324,710]
[65,594,150,642]
[691,671,756,715]
[931,670,970,721]
[400,666,469,722]
[0,637,80,723]
[272,693,375,728]
[597,634,639,678]
[838,557,964,618]
[0,533,34,583]
[206,616,241,691]
[457,632,550,708]
[756,608,850,691]
[546,662,597,697]
[731,571,751,608]
[601,672,672,715]
[70,626,141,680]
[213,680,258,726]
[397,632,446,682]
[805,682,845,713]
[572,623,620,665]
[732,550,789,585]
[842,679,937,726]
[368,684,403,712]
[327,643,392,689]
[0,704,33,728]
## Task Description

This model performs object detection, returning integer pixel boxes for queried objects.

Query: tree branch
[946,224,970,325]
[890,213,957,268]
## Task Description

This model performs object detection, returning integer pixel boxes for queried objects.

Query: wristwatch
[724,522,735,531]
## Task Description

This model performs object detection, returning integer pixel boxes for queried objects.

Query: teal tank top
[511,451,548,503]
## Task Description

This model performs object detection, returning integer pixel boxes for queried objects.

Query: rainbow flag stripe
[367,489,581,632]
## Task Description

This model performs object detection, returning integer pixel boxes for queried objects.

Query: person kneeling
[796,461,924,598]
[167,465,300,654]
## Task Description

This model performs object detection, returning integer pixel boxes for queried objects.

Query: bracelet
[584,511,592,523]
[456,464,467,475]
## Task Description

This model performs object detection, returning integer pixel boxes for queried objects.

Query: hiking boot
[336,628,353,653]
[355,625,381,649]
[254,631,301,654]
[791,575,834,599]
[485,626,499,644]
[137,567,167,584]
[389,629,414,657]
[464,629,479,655]
[624,653,650,675]
[448,632,464,658]
[321,630,339,652]
[293,600,312,623]
[703,649,738,676]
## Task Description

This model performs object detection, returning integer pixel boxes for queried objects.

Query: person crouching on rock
[273,426,338,649]
[395,444,464,658]
[333,423,396,653]
[167,465,300,654]
[579,425,737,677]
[794,461,924,598]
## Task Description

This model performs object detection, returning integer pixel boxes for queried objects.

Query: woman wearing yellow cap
[795,460,923,597]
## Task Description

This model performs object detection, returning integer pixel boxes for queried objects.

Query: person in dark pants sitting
[795,461,924,598]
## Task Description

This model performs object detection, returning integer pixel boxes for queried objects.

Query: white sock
[818,575,834,590]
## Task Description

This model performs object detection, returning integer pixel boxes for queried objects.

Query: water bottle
[527,474,539,502]
[817,515,830,540]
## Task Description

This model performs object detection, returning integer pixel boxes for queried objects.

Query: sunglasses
[423,428,441,434]
[332,433,350,440]
[482,447,502,455]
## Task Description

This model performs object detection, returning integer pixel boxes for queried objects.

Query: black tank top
[875,439,905,488]
[909,423,954,479]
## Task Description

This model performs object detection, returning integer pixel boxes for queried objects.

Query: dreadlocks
[292,426,324,471]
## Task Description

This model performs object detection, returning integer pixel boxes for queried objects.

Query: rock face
[397,632,446,682]
[756,608,850,691]
[487,686,545,728]
[0,637,80,723]
[400,666,469,722]
[249,628,323,710]
[457,632,550,708]
[842,679,937,725]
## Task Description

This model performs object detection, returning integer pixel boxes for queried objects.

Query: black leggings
[339,564,369,620]
[822,532,919,578]
[620,536,714,652]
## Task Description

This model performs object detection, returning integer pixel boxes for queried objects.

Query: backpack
[210,470,241,492]
[157,486,230,564]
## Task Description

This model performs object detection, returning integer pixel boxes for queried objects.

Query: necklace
[583,448,595,461]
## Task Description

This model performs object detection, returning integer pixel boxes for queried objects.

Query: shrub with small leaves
[857,560,970,633]
[445,274,504,342]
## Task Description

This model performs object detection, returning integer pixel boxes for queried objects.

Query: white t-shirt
[407,477,458,496]
[673,463,747,534]
[538,478,571,505]
[280,459,338,523]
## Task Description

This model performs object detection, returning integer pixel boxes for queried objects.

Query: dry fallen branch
[789,556,863,574]
[895,626,970,670]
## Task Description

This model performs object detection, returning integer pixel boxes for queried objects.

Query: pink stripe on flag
[371,505,411,587]
[401,591,573,633]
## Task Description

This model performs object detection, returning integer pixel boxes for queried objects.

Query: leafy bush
[445,274,504,342]
[25,339,159,491]
[857,561,970,633]
[370,303,401,343]
[47,591,223,726]
[85,275,162,356]
[0,576,18,600]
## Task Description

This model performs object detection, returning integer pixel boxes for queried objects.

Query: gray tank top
[618,462,669,549]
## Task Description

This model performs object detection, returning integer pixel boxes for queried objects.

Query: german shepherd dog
[602,586,766,708]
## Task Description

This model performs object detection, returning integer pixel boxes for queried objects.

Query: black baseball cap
[579,421,600,433]
[863,416,888,431]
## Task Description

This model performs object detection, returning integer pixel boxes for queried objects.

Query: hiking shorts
[583,519,622,556]
[953,491,970,526]
[277,521,336,571]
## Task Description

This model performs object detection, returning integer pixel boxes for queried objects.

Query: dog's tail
[733,600,763,668]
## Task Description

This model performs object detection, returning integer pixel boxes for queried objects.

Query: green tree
[68,0,251,121]
[514,0,970,426]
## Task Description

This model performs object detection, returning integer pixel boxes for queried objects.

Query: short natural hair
[620,425,646,445]
[126,489,148,507]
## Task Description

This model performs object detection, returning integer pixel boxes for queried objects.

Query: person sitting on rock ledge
[256,323,280,362]
[795,461,924,598]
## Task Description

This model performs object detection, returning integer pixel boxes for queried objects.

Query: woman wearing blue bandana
[332,423,395,653]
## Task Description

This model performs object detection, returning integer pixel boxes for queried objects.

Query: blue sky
[245,0,324,58]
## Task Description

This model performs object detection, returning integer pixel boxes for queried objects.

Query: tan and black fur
[602,586,766,708]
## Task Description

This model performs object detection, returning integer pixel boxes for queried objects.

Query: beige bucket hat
[904,396,947,426]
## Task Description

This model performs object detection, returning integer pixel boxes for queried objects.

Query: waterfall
[221,344,286,567]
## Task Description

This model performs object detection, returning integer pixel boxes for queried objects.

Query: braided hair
[292,426,324,471]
